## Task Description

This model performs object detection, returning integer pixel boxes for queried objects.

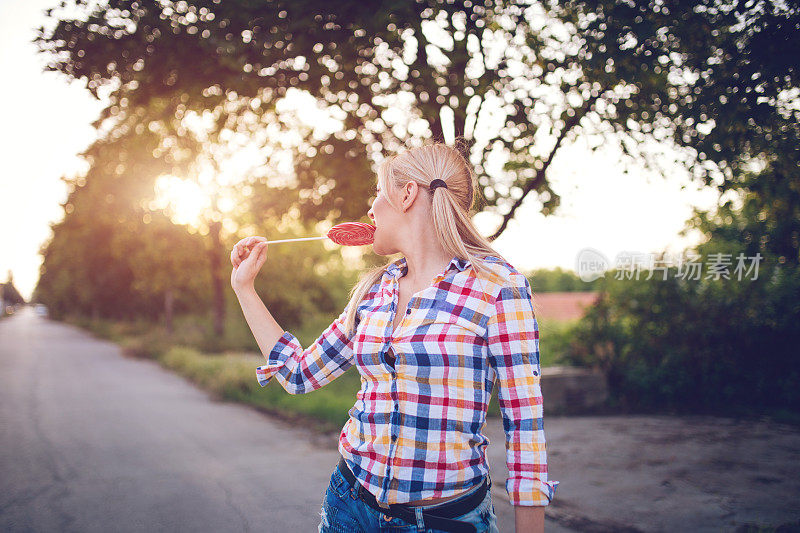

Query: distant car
[34,304,48,317]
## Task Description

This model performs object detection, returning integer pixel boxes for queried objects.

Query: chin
[371,241,389,256]
[370,234,394,257]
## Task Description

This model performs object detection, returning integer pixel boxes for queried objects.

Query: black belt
[337,457,488,533]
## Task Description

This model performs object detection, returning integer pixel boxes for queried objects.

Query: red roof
[531,291,599,322]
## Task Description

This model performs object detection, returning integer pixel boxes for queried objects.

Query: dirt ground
[479,413,800,532]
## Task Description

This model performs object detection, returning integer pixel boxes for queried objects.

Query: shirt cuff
[255,331,300,387]
[507,477,560,506]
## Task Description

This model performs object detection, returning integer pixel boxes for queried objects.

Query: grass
[161,345,362,431]
[65,310,579,431]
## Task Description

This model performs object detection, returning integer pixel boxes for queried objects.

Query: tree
[34,133,212,321]
[124,212,211,333]
[1,272,26,306]
[558,0,800,192]
[567,155,800,414]
[37,0,797,244]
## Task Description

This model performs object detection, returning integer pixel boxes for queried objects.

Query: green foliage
[33,131,360,329]
[30,0,800,421]
[33,0,799,331]
[251,234,359,332]
[559,0,800,189]
[538,317,583,367]
[36,0,798,242]
[684,163,800,268]
[566,161,800,414]
[34,178,212,320]
[1,276,26,305]
[526,267,600,292]
[568,262,800,414]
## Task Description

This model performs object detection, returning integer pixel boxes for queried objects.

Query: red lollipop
[327,222,376,246]
[263,222,375,246]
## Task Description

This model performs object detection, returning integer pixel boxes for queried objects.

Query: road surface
[0,307,575,533]
[4,307,799,532]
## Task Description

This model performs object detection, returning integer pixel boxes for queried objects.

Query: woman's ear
[400,181,419,212]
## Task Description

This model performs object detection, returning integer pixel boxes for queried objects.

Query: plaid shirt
[256,254,559,506]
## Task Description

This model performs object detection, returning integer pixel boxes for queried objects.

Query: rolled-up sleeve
[256,305,357,394]
[486,272,559,506]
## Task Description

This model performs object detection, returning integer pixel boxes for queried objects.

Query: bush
[566,262,800,415]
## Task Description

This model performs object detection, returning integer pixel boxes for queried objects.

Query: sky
[0,0,722,302]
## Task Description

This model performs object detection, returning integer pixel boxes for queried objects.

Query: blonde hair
[341,140,524,335]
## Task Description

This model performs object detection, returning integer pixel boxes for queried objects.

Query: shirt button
[406,308,411,314]
[533,370,539,376]
[391,435,397,442]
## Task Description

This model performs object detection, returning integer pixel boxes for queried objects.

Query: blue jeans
[318,461,500,533]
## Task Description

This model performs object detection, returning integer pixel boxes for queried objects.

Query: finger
[252,247,266,267]
[241,244,255,263]
[238,237,254,250]
[250,242,267,263]
[247,236,266,249]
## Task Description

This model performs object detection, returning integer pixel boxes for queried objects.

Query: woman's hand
[230,236,269,293]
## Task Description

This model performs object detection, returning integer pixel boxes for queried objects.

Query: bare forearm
[234,286,285,360]
[514,505,545,533]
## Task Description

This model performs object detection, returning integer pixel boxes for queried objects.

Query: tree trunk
[208,220,225,338]
[164,288,174,336]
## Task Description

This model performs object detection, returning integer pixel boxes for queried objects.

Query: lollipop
[264,222,375,246]
[326,222,376,245]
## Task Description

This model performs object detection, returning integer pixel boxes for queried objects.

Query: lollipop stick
[265,236,328,244]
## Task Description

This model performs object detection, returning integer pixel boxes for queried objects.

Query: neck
[394,205,452,286]
[400,247,452,288]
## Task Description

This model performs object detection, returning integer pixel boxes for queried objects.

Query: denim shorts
[318,461,500,533]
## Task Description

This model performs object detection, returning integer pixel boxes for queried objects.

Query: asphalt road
[0,307,575,533]
[0,306,349,531]
[6,306,798,532]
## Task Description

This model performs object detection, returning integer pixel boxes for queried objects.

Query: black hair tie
[429,178,448,192]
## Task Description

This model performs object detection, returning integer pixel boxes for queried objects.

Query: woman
[230,142,559,533]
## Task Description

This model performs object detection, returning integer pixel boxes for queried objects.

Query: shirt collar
[386,255,471,280]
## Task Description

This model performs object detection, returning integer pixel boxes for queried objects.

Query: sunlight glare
[151,175,210,227]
